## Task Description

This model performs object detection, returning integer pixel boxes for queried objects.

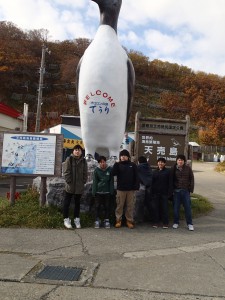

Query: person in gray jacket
[63,144,88,229]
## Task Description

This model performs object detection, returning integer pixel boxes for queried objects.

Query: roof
[189,142,200,147]
[0,102,22,119]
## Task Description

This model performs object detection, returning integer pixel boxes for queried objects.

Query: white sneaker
[94,220,100,229]
[188,224,194,231]
[64,218,72,229]
[74,218,81,229]
[173,223,179,229]
[104,219,110,229]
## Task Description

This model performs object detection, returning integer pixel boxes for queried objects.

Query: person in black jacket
[112,149,140,229]
[135,156,153,222]
[151,157,170,228]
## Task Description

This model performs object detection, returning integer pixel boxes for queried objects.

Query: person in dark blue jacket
[151,157,170,228]
[136,156,153,222]
[112,149,140,229]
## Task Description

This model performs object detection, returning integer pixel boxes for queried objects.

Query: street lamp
[35,44,50,132]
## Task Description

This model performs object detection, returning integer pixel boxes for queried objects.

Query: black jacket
[112,160,140,191]
[137,162,152,187]
[152,167,170,195]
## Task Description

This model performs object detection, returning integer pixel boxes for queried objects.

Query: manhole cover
[36,266,82,281]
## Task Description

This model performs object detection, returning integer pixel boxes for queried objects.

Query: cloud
[0,0,225,76]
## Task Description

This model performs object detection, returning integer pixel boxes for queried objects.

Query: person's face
[99,159,106,169]
[157,160,165,170]
[120,155,128,161]
[73,148,82,157]
[177,158,185,167]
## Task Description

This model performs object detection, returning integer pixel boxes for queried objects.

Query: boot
[126,220,134,229]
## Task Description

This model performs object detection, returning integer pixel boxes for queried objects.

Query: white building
[0,102,23,132]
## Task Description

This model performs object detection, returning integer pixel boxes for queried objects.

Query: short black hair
[138,156,147,163]
[176,154,186,162]
[157,157,166,163]
[73,144,83,151]
[119,149,130,158]
[98,156,106,163]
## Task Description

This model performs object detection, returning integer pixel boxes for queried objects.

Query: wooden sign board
[134,112,190,167]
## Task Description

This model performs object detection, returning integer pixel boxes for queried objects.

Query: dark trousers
[144,186,153,221]
[151,193,169,225]
[63,192,81,219]
[95,193,110,220]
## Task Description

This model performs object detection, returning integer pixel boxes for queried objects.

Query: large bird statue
[76,0,135,159]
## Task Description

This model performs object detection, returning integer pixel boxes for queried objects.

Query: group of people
[62,144,195,231]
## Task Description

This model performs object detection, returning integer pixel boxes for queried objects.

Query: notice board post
[134,112,190,168]
[0,132,64,206]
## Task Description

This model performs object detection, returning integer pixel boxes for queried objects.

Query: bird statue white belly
[77,0,135,159]
[78,26,128,158]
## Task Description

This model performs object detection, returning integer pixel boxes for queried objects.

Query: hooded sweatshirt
[92,166,114,196]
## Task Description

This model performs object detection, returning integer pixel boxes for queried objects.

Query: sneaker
[173,223,179,229]
[188,224,194,231]
[74,218,81,229]
[104,219,110,229]
[163,224,169,229]
[94,220,100,229]
[115,220,122,228]
[126,221,134,229]
[64,218,72,229]
[152,224,158,228]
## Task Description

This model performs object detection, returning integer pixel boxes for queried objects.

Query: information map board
[0,132,64,176]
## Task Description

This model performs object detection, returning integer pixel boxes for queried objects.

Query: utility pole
[35,44,50,132]
[23,102,28,132]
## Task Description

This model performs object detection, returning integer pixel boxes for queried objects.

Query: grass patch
[214,161,225,174]
[168,193,214,221]
[0,189,213,228]
[0,188,94,229]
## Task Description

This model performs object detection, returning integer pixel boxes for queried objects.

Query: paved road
[0,162,225,300]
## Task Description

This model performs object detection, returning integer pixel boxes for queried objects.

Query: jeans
[173,189,193,225]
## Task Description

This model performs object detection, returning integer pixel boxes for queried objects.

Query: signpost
[134,112,190,167]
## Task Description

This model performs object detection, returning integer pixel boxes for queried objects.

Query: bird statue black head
[91,0,122,33]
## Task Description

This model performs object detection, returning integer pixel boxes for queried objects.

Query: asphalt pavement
[0,162,225,300]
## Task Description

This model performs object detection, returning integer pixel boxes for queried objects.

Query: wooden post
[39,176,47,206]
[9,176,16,205]
[134,111,141,162]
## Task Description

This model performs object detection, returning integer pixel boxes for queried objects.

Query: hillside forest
[0,21,225,146]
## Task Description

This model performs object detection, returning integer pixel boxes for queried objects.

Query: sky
[0,0,225,77]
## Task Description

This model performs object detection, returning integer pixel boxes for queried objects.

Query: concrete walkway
[0,162,225,300]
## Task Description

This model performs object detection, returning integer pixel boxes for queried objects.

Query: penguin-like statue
[76,0,135,158]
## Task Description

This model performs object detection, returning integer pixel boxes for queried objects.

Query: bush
[214,161,225,173]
